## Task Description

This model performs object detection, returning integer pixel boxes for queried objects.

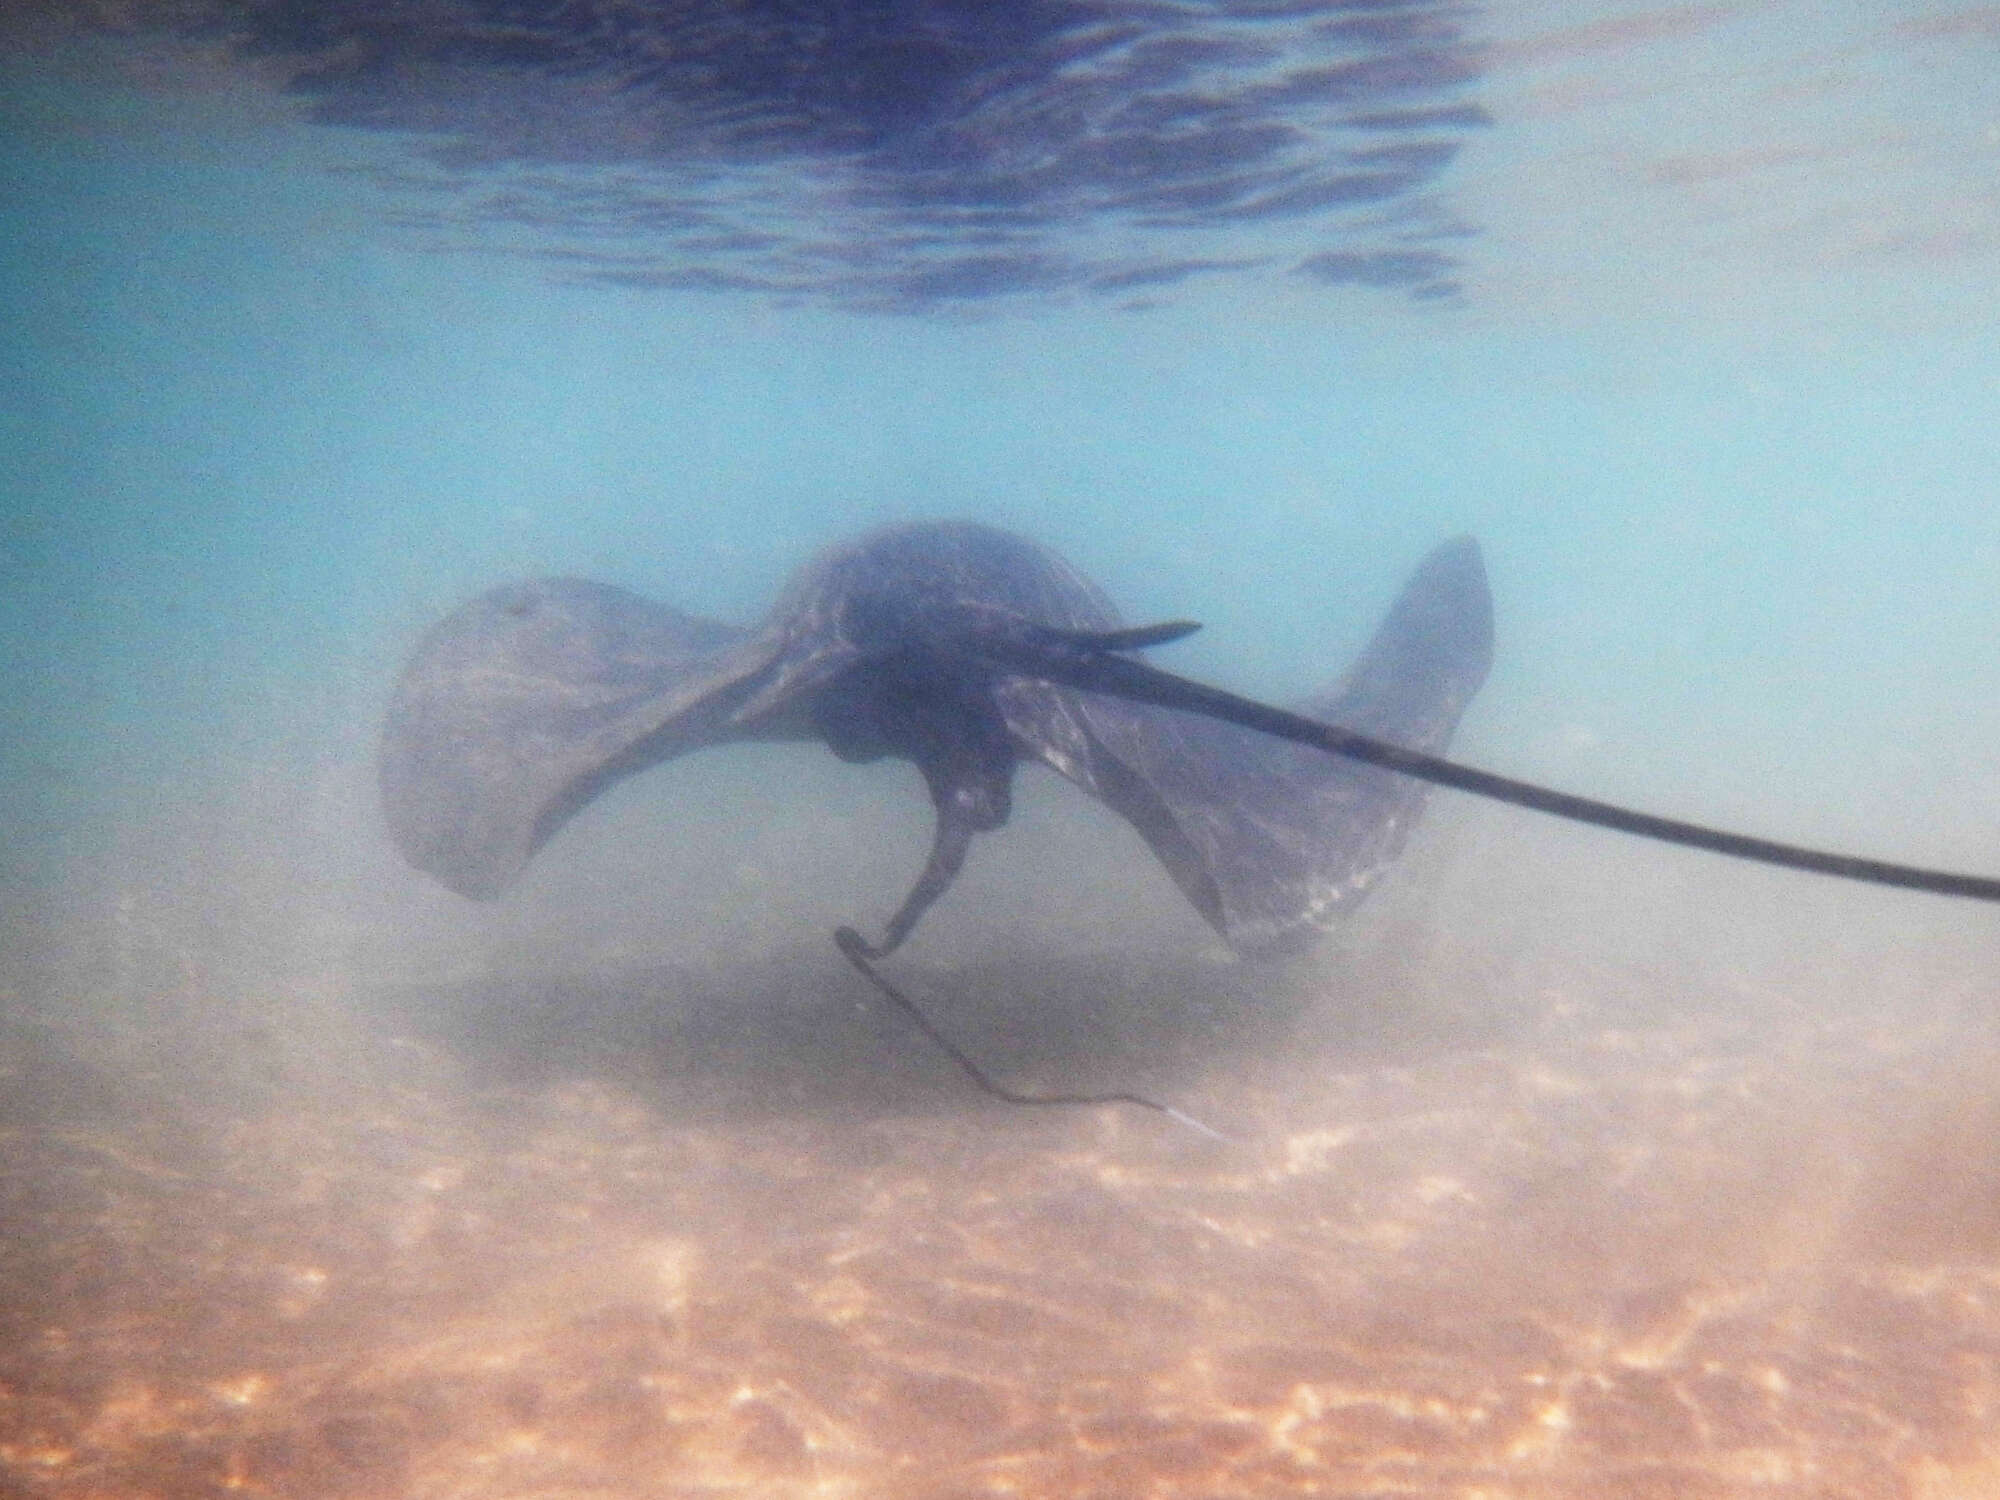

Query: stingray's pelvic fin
[848,805,979,960]
[942,610,2000,907]
[1044,619,1203,651]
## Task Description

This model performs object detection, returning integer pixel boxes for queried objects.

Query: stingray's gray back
[728,520,1126,720]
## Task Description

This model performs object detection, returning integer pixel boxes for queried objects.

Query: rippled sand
[4,939,1999,1498]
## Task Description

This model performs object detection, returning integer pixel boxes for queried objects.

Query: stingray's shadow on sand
[358,942,1523,1125]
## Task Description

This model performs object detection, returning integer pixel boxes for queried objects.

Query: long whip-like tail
[949,611,2000,905]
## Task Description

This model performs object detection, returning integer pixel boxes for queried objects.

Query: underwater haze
[4,2,2000,1495]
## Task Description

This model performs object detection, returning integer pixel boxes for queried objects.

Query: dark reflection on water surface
[10,0,1487,307]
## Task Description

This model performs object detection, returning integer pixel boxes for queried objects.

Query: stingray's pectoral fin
[975,539,1495,951]
[379,578,761,899]
[845,807,978,959]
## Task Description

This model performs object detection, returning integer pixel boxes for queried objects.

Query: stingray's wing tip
[377,740,530,901]
[1448,528,1489,575]
[1417,532,1492,626]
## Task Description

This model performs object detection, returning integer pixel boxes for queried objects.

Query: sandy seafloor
[7,818,2000,1500]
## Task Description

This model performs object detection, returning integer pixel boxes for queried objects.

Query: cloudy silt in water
[3,3,2000,1496]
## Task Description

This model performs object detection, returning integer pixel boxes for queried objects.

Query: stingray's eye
[502,591,538,619]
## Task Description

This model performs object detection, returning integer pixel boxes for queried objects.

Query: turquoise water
[3,7,2000,1495]
[7,31,1997,963]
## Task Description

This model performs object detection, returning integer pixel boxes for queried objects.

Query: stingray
[381,520,2000,1121]
[381,521,1499,954]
